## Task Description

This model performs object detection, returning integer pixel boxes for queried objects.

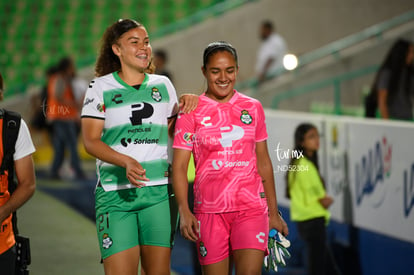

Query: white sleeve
[81,78,105,119]
[14,119,36,161]
[165,77,179,118]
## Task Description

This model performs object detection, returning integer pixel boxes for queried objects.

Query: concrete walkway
[18,189,104,275]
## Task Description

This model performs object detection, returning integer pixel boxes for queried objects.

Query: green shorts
[95,184,178,259]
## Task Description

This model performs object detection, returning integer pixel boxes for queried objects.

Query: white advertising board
[265,110,324,207]
[265,110,414,244]
[347,121,414,243]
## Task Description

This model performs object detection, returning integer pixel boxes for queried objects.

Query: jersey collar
[201,89,239,105]
[113,71,149,92]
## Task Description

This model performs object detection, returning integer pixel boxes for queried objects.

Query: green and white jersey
[81,72,178,191]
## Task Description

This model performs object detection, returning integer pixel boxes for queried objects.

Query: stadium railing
[236,9,414,116]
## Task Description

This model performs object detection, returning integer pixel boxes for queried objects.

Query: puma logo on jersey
[219,125,244,148]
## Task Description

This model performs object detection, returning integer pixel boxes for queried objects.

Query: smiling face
[112,26,152,73]
[202,50,239,103]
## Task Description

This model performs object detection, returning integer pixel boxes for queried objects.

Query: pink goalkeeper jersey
[173,91,269,213]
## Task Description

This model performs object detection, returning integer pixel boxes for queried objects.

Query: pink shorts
[195,206,269,265]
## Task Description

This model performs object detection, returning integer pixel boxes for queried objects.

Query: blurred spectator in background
[255,20,287,84]
[72,70,89,111]
[30,65,57,135]
[71,66,89,136]
[154,49,173,82]
[286,123,340,275]
[365,39,414,120]
[46,57,85,179]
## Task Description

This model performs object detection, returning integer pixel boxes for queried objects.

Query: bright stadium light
[283,54,298,70]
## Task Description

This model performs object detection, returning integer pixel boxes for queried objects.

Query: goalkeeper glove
[264,228,291,272]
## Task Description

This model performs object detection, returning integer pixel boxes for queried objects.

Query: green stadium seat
[3,0,229,97]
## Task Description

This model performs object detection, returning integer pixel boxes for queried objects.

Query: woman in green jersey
[81,19,196,275]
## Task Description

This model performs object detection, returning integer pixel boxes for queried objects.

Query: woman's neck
[205,90,235,103]
[305,150,315,158]
[118,67,145,86]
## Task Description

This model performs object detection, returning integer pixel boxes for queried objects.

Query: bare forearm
[1,183,35,220]
[172,149,192,213]
[260,163,279,217]
[168,117,177,138]
[172,166,190,212]
[0,156,36,223]
[319,195,334,209]
[84,138,131,168]
[256,141,279,217]
[256,141,288,234]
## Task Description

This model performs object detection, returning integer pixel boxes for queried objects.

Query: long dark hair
[95,19,155,77]
[285,123,320,199]
[366,39,413,116]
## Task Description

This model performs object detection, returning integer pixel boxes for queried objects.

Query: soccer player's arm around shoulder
[178,93,199,114]
[168,93,199,137]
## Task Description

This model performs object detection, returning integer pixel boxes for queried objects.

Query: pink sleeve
[255,102,268,142]
[172,112,195,151]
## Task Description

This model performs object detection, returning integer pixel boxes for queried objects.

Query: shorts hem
[140,242,172,248]
[101,243,172,259]
[101,244,138,260]
[232,247,266,252]
[199,254,230,266]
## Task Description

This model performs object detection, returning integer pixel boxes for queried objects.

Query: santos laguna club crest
[151,87,162,102]
[199,241,207,257]
[240,110,252,124]
[102,233,113,249]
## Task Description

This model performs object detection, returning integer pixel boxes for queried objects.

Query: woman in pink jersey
[172,41,288,274]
